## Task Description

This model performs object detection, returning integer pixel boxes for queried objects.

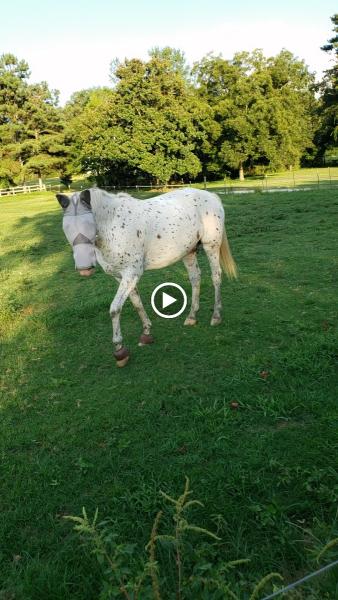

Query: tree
[0,53,70,187]
[148,46,191,80]
[316,14,338,163]
[21,82,69,186]
[61,89,99,183]
[264,50,317,169]
[70,50,207,185]
[0,53,30,186]
[193,50,316,179]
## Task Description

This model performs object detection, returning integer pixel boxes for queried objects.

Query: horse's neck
[92,190,123,229]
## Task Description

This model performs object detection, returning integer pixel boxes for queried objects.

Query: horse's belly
[144,235,198,270]
[145,253,181,270]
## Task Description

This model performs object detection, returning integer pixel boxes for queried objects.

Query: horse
[56,187,237,366]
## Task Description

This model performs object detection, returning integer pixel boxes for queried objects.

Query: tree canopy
[69,50,208,185]
[0,53,70,187]
[193,50,316,179]
[316,14,338,163]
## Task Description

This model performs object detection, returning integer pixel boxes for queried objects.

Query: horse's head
[56,189,96,276]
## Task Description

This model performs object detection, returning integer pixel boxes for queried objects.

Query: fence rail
[0,183,46,196]
[47,178,338,194]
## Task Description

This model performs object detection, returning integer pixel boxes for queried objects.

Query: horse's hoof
[184,317,197,326]
[211,316,222,326]
[138,333,154,346]
[114,346,130,367]
[116,356,130,368]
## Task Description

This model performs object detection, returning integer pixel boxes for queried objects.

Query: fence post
[203,176,207,190]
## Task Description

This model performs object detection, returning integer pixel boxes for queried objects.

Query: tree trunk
[239,163,244,181]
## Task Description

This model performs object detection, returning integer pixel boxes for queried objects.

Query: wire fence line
[1,170,338,197]
[47,170,338,194]
[262,558,338,599]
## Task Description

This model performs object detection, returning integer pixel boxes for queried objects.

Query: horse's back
[144,188,222,216]
[142,188,224,269]
[164,188,225,246]
[142,189,200,269]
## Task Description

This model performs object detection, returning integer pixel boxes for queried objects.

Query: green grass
[205,166,338,190]
[0,189,338,599]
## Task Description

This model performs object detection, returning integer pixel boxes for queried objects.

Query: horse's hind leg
[203,244,222,326]
[128,287,154,345]
[183,251,201,326]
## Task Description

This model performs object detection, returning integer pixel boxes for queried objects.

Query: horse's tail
[220,228,237,279]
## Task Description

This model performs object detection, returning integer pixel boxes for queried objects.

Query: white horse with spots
[57,187,237,366]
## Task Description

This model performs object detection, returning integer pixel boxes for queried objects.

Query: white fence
[0,183,46,197]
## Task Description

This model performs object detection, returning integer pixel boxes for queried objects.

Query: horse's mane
[90,188,134,218]
[115,192,134,201]
[96,188,133,202]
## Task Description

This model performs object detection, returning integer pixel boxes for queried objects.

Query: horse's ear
[80,189,91,209]
[56,193,70,209]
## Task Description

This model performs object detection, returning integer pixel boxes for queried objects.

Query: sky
[1,0,337,104]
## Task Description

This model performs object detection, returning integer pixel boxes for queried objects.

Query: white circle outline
[151,282,187,319]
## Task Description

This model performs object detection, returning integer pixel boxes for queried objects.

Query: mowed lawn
[0,189,337,599]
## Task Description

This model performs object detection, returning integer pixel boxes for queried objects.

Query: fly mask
[57,191,97,272]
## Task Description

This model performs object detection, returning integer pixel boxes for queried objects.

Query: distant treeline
[0,15,337,187]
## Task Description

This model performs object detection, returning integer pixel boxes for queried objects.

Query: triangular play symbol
[162,291,177,309]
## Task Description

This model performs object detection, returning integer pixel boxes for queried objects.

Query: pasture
[0,189,337,599]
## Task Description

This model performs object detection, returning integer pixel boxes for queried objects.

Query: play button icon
[162,291,177,310]
[151,282,187,319]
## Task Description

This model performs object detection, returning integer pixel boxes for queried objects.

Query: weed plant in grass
[0,188,337,599]
[65,477,285,599]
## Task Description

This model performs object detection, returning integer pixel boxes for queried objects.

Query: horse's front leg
[110,272,140,367]
[128,288,154,346]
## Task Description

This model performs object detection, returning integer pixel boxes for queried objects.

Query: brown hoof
[184,317,197,326]
[138,333,154,346]
[116,356,130,368]
[114,346,130,367]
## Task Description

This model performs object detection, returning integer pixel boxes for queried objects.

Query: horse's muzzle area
[79,268,96,277]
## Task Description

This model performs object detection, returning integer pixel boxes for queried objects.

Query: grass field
[1,188,338,599]
[206,167,338,191]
